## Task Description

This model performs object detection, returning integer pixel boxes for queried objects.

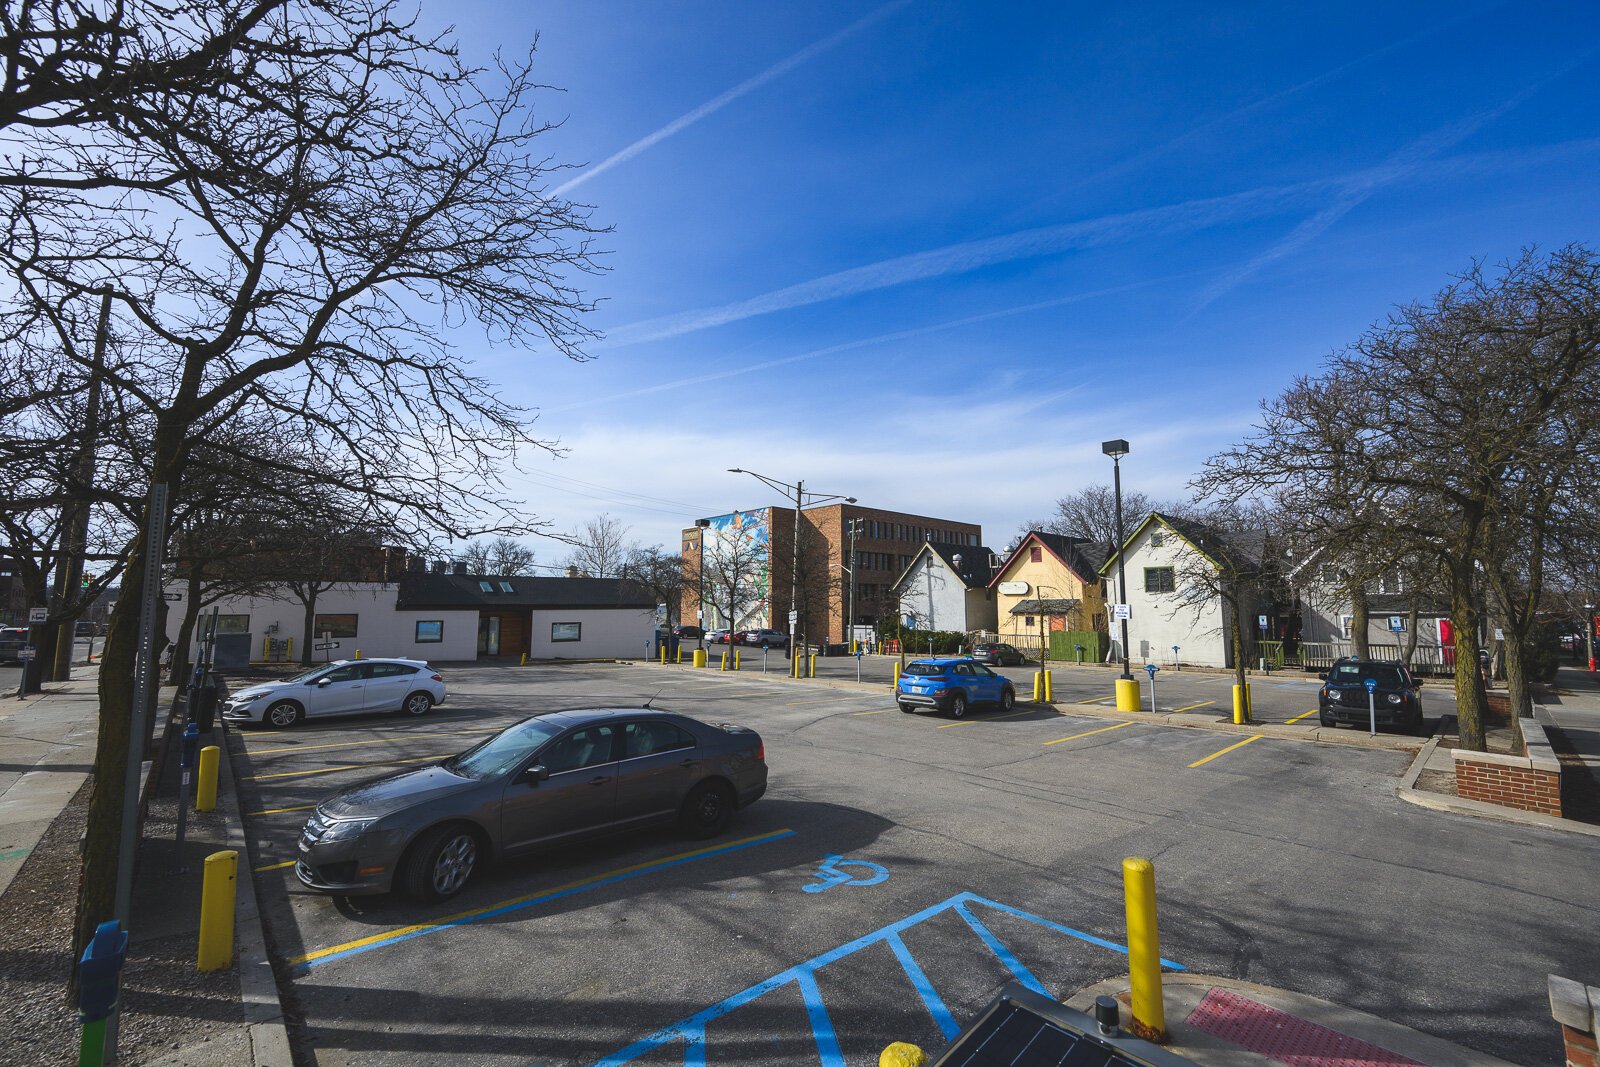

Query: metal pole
[1113,456,1132,680]
[790,481,803,660]
[847,519,858,653]
[17,620,35,699]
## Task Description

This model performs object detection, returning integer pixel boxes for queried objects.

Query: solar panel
[931,984,1197,1067]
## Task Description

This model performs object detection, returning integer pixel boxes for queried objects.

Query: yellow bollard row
[808,653,817,678]
[1042,669,1054,702]
[196,746,219,813]
[197,849,238,972]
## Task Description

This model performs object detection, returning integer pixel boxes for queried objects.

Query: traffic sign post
[29,606,47,624]
[1364,676,1378,737]
[1388,616,1405,633]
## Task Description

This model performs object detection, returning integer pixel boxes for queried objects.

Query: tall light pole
[846,518,864,651]
[728,469,855,657]
[695,518,710,651]
[1102,439,1133,680]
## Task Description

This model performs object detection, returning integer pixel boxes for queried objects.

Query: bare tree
[564,515,637,578]
[1047,484,1158,547]
[623,546,685,624]
[700,529,766,635]
[488,537,538,575]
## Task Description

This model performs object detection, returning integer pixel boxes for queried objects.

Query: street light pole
[695,518,710,652]
[1102,440,1133,680]
[846,518,863,652]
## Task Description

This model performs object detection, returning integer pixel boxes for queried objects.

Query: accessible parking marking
[287,828,796,973]
[1188,734,1264,768]
[1042,721,1133,746]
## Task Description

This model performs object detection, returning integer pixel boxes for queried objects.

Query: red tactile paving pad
[1184,987,1426,1066]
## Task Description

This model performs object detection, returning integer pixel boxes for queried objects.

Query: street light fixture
[728,468,857,657]
[1101,439,1133,681]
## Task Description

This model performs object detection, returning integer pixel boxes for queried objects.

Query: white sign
[1494,628,1504,641]
[17,646,36,661]
[1112,603,1130,622]
[313,641,340,651]
[28,607,47,624]
[1257,614,1268,630]
[1388,616,1405,632]
[998,580,1030,596]
[788,611,798,626]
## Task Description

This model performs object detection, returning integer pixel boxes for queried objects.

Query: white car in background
[223,659,446,728]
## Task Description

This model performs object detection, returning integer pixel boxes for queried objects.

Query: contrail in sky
[553,0,911,196]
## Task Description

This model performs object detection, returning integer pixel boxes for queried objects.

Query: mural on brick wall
[703,509,772,630]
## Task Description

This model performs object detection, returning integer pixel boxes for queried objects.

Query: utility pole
[846,518,864,652]
[1103,439,1133,680]
[695,519,710,652]
[51,290,111,681]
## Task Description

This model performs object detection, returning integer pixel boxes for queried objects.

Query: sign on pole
[1112,603,1130,622]
[788,611,798,626]
[1256,614,1267,631]
[1388,616,1405,632]
[17,646,36,661]
[28,606,47,624]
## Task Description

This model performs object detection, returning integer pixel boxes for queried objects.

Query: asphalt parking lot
[230,661,1589,1066]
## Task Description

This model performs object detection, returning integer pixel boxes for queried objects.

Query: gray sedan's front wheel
[402,692,433,717]
[265,701,302,728]
[402,824,479,902]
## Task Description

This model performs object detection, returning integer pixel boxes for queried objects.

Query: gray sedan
[295,708,768,901]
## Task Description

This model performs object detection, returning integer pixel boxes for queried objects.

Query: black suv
[1317,658,1425,734]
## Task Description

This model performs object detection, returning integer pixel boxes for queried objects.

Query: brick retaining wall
[1452,720,1564,817]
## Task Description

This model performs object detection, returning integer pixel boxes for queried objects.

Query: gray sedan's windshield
[448,718,565,779]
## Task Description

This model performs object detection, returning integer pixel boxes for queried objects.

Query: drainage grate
[1184,988,1425,1066]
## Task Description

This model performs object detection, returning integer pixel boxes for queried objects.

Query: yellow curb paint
[286,828,795,968]
[1043,721,1134,746]
[1187,734,1264,768]
[246,803,317,817]
[1285,709,1319,724]
[243,754,446,782]
[1168,701,1215,714]
[254,860,298,873]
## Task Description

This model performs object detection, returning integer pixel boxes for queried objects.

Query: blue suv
[897,657,1017,718]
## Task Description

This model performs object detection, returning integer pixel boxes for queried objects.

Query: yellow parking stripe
[1169,700,1215,714]
[247,729,493,757]
[853,710,890,715]
[1043,721,1133,745]
[255,860,298,873]
[243,753,446,782]
[247,803,317,817]
[936,709,1040,729]
[286,828,795,968]
[1078,696,1116,705]
[1286,708,1319,724]
[1188,734,1264,768]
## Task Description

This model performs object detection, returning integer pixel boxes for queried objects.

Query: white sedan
[223,659,446,728]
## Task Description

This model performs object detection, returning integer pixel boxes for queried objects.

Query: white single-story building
[165,570,658,665]
[889,541,1000,635]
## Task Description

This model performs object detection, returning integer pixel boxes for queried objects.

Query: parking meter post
[77,920,127,1067]
[1365,677,1378,737]
[1144,664,1159,713]
[174,722,200,871]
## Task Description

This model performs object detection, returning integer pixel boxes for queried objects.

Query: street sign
[313,641,340,651]
[1388,616,1405,632]
[788,611,799,626]
[1256,614,1267,631]
[1112,603,1130,622]
[17,646,36,661]
[1143,663,1159,678]
[1363,677,1377,693]
[1494,628,1504,641]
[162,592,184,602]
[28,607,47,623]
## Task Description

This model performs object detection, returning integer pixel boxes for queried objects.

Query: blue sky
[438,0,1600,559]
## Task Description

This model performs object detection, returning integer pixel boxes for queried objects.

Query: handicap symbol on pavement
[803,854,889,894]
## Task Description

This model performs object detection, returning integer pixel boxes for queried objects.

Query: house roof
[889,541,998,592]
[1009,598,1080,616]
[1097,512,1262,575]
[396,573,656,611]
[989,531,1108,588]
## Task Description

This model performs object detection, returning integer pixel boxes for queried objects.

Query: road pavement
[229,662,1589,1066]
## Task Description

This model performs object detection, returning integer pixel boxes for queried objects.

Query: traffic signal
[81,572,97,590]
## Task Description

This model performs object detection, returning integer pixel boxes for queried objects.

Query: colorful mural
[703,508,772,629]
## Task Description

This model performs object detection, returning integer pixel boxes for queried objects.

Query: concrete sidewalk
[1066,974,1517,1066]
[0,668,104,897]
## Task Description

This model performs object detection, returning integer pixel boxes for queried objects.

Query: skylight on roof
[498,581,514,593]
[478,581,493,593]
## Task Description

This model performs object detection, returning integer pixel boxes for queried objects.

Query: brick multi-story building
[682,505,982,646]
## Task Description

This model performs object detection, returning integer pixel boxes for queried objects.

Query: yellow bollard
[354,649,362,660]
[880,1042,928,1066]
[285,636,293,660]
[808,653,817,678]
[1043,669,1054,702]
[676,647,684,664]
[1032,671,1042,702]
[1115,677,1140,712]
[1245,681,1254,722]
[891,661,901,688]
[720,651,728,672]
[519,652,528,666]
[734,650,741,671]
[196,745,219,813]
[196,849,238,972]
[1122,856,1167,1042]
[1232,684,1248,724]
[693,648,707,668]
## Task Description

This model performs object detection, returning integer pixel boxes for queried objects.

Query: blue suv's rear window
[904,663,948,677]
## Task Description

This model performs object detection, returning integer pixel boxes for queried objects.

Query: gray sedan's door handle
[680,758,699,768]
[588,775,608,786]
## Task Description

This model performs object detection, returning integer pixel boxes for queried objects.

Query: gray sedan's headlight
[318,818,377,842]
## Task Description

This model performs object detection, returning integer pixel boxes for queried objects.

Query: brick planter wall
[1453,720,1564,817]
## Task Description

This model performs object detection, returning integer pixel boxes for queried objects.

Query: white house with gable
[889,541,999,635]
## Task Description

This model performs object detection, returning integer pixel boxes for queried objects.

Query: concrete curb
[630,662,1426,753]
[1065,973,1517,1066]
[214,728,295,1066]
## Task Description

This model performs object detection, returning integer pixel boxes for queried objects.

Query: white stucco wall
[1114,527,1230,668]
[528,607,657,660]
[162,583,480,663]
[892,554,996,633]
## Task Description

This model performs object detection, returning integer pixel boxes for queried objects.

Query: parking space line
[287,827,797,973]
[1042,721,1133,746]
[852,710,890,715]
[1077,696,1116,705]
[1168,700,1215,714]
[784,697,848,707]
[1188,734,1264,768]
[243,753,447,783]
[255,859,297,873]
[246,803,317,817]
[245,729,494,757]
[1285,708,1319,724]
[936,709,1039,729]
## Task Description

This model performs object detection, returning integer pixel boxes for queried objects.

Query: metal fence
[1297,641,1458,676]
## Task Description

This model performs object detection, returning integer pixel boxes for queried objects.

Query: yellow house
[989,532,1108,656]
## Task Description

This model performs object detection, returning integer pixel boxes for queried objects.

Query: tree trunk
[1402,598,1420,669]
[1230,599,1247,692]
[1447,559,1488,752]
[1501,630,1528,752]
[300,591,318,666]
[168,573,204,686]
[1350,583,1370,658]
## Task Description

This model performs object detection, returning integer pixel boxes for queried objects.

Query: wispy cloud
[552,0,911,197]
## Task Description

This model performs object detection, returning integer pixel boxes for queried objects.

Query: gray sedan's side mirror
[523,764,550,784]
[315,677,332,688]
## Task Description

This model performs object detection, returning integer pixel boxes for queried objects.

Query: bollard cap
[879,1042,928,1067]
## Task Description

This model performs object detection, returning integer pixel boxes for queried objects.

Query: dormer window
[478,581,493,593]
[498,581,515,593]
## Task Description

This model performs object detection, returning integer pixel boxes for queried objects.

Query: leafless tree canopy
[563,514,637,578]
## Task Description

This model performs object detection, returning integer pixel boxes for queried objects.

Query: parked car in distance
[0,627,28,663]
[673,625,704,640]
[737,629,789,649]
[296,707,768,901]
[896,657,1017,718]
[705,629,732,645]
[224,659,446,728]
[1317,657,1424,734]
[970,642,1028,666]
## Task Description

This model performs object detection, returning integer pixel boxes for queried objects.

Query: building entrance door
[478,615,501,656]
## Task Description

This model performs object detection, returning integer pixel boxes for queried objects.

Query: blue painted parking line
[593,891,1185,1066]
